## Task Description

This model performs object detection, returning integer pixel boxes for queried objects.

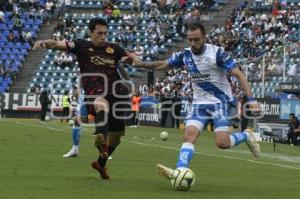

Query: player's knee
[183,127,199,143]
[74,120,81,127]
[108,133,122,146]
[95,134,107,149]
[215,140,230,149]
[94,97,109,113]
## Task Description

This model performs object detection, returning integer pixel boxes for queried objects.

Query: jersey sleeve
[216,48,236,72]
[66,39,84,56]
[115,45,127,61]
[167,51,185,68]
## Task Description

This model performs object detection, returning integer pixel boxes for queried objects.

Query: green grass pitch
[0,118,299,199]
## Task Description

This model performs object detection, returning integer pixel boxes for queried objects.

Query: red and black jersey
[66,39,127,96]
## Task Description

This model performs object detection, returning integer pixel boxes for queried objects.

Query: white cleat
[108,156,112,160]
[157,164,175,179]
[245,129,260,158]
[63,149,79,158]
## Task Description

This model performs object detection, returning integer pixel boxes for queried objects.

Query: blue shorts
[76,95,88,117]
[185,103,234,132]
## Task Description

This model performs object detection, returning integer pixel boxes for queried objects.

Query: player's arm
[136,60,170,71]
[230,67,261,112]
[127,52,170,70]
[230,68,252,98]
[33,39,68,51]
[118,65,131,80]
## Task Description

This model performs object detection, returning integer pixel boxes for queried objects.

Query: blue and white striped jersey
[168,44,236,104]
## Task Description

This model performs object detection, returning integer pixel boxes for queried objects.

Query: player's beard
[191,45,204,55]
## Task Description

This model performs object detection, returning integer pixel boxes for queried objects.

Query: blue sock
[72,127,81,146]
[230,131,248,147]
[176,142,194,168]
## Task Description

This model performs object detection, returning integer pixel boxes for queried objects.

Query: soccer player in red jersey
[33,18,132,179]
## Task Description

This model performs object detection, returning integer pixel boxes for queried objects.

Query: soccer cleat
[157,164,175,179]
[63,148,79,158]
[91,160,110,179]
[245,129,260,158]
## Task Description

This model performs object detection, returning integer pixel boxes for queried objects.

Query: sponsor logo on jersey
[190,72,211,82]
[106,47,114,54]
[91,56,116,66]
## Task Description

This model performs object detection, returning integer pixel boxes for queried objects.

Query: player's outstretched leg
[157,164,175,179]
[229,128,260,157]
[92,133,110,179]
[91,160,110,179]
[63,126,80,157]
[245,129,260,157]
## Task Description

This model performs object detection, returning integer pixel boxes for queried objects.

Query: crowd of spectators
[208,0,300,83]
[0,0,53,92]
[137,0,300,99]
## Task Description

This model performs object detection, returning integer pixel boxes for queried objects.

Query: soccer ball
[171,168,195,191]
[45,116,50,122]
[68,119,75,126]
[160,131,168,141]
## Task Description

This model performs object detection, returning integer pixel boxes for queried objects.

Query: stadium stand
[24,0,232,95]
[0,0,45,93]
[6,0,298,100]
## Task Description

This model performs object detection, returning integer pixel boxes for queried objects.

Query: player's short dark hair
[88,18,108,32]
[187,21,206,36]
[289,113,295,117]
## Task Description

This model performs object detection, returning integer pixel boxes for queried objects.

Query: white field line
[16,121,64,132]
[125,139,300,170]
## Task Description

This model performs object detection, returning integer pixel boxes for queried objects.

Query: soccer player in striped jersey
[131,21,261,181]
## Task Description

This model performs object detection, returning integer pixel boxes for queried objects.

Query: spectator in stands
[3,0,13,12]
[13,15,23,33]
[0,9,4,22]
[160,88,173,128]
[133,42,144,60]
[102,0,110,7]
[165,0,176,12]
[55,17,65,35]
[7,31,16,43]
[63,0,71,14]
[61,52,74,66]
[287,113,300,146]
[238,1,248,11]
[45,0,54,24]
[179,0,187,9]
[35,85,41,94]
[144,0,152,12]
[6,65,16,80]
[255,0,262,10]
[103,4,113,17]
[132,0,140,12]
[173,10,185,37]
[0,64,5,77]
[112,5,121,20]
[171,84,182,128]
[22,30,34,45]
[287,64,297,77]
[65,15,73,29]
[149,4,160,18]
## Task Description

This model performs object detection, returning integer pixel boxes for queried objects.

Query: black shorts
[84,95,130,133]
